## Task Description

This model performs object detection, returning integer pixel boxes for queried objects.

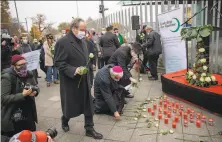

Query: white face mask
[101,31,106,34]
[23,40,28,44]
[115,33,119,36]
[76,31,85,39]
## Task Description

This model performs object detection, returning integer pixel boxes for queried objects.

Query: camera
[46,128,58,139]
[1,34,14,47]
[24,83,40,96]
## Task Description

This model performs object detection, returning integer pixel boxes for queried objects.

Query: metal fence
[87,0,222,74]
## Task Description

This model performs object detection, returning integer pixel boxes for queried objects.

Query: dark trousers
[62,115,94,131]
[98,56,110,69]
[1,121,36,138]
[148,54,159,78]
[40,61,47,74]
[118,78,131,97]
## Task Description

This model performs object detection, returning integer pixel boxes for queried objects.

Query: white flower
[203,66,208,70]
[205,77,211,82]
[200,77,205,82]
[211,76,216,81]
[89,53,94,58]
[200,58,206,63]
[193,63,196,68]
[199,48,205,52]
[192,75,197,80]
[188,71,194,76]
[201,73,206,77]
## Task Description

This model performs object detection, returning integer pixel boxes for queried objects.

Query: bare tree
[32,14,54,34]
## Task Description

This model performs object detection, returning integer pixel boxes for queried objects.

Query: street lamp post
[76,1,79,17]
[25,18,30,38]
[99,0,108,27]
[14,0,21,36]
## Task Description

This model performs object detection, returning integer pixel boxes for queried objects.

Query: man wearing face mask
[108,42,141,100]
[93,65,125,120]
[142,25,162,80]
[1,55,39,139]
[113,28,124,45]
[97,28,106,69]
[54,18,103,139]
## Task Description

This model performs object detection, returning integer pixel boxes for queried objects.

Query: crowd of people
[1,17,162,141]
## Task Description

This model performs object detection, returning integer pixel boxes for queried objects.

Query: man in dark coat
[1,55,39,139]
[97,28,106,69]
[54,18,103,139]
[99,25,120,66]
[108,42,142,98]
[142,25,162,80]
[93,65,125,120]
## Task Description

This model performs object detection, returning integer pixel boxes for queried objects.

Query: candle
[153,104,157,110]
[184,120,188,127]
[190,115,194,123]
[158,113,162,119]
[191,110,195,116]
[164,103,167,109]
[184,113,188,120]
[172,101,175,107]
[158,107,162,113]
[151,111,155,116]
[208,118,214,126]
[172,121,176,128]
[164,117,168,124]
[196,120,201,128]
[187,108,191,114]
[159,100,163,106]
[201,115,206,123]
[174,116,179,122]
[196,113,201,119]
[164,109,168,115]
[175,103,179,109]
[168,105,172,111]
[173,108,177,113]
[180,105,184,110]
[179,110,183,116]
[167,112,171,118]
[148,107,151,112]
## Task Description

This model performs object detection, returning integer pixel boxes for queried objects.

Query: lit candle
[180,105,184,110]
[158,107,162,113]
[187,108,191,114]
[164,109,168,115]
[179,110,183,116]
[164,117,168,124]
[190,115,194,123]
[184,113,188,120]
[184,120,188,127]
[167,112,171,118]
[173,108,177,113]
[151,110,155,116]
[168,105,171,111]
[196,113,201,119]
[158,113,162,119]
[153,104,157,110]
[164,103,167,109]
[159,100,163,106]
[148,107,151,112]
[191,110,195,116]
[208,118,214,126]
[172,121,177,128]
[175,103,179,109]
[172,101,175,107]
[196,119,201,128]
[174,116,179,122]
[201,115,206,123]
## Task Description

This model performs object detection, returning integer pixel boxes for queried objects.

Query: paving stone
[68,121,85,135]
[80,136,105,142]
[182,119,209,135]
[130,128,157,142]
[40,108,62,118]
[36,117,60,130]
[58,133,83,142]
[51,102,62,109]
[183,134,212,142]
[107,126,134,141]
[114,116,137,128]
[94,124,113,139]
[95,115,116,126]
[211,137,222,142]
[157,133,184,142]
[48,96,60,101]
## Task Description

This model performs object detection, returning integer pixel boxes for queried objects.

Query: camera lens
[46,128,57,139]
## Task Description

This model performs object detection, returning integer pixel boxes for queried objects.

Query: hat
[11,55,25,65]
[110,66,123,78]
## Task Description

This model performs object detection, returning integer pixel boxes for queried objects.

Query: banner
[22,50,40,71]
[158,8,187,73]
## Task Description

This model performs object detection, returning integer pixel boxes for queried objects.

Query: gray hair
[70,18,84,30]
[145,25,153,29]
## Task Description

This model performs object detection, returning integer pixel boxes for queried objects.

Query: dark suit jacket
[99,31,120,58]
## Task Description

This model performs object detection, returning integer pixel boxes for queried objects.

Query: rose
[198,48,205,52]
[205,77,211,82]
[193,63,196,68]
[203,66,208,70]
[192,75,197,80]
[200,58,206,63]
[211,76,216,81]
[201,73,206,77]
[200,77,205,82]
[188,71,194,76]
[89,53,94,59]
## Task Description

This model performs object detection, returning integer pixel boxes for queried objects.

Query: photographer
[1,55,39,139]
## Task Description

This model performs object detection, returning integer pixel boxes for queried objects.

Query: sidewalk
[36,70,222,142]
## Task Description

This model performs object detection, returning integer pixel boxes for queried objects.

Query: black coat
[142,30,162,56]
[94,65,119,113]
[108,46,132,80]
[99,31,120,58]
[1,68,38,132]
[54,31,93,118]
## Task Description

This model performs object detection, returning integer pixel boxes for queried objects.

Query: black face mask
[92,32,96,35]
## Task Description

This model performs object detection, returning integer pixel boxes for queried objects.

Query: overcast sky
[9,1,122,31]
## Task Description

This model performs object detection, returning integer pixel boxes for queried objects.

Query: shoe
[86,129,103,139]
[125,94,134,98]
[149,77,158,81]
[148,76,153,79]
[47,82,50,87]
[61,117,70,132]
[54,80,60,84]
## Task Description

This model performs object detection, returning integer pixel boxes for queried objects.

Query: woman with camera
[1,55,39,138]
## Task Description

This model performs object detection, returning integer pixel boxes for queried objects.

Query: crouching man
[93,65,125,120]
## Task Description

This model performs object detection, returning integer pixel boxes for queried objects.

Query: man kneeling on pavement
[93,65,126,120]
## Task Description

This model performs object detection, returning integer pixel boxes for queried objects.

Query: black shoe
[61,117,70,132]
[125,94,134,98]
[149,77,158,81]
[86,129,103,139]
[148,76,153,79]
